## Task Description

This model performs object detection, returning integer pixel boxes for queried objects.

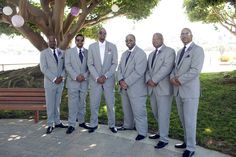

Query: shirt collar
[184,42,193,51]
[128,45,136,53]
[99,41,106,46]
[50,48,56,53]
[156,44,163,52]
[76,47,84,52]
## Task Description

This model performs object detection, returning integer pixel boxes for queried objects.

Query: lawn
[0,69,235,156]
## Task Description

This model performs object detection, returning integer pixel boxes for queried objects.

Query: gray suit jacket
[170,42,204,98]
[146,45,175,96]
[65,47,89,92]
[87,41,118,88]
[40,48,65,88]
[117,46,147,97]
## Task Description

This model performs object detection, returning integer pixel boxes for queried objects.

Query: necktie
[53,49,58,64]
[151,49,158,68]
[177,46,186,65]
[79,49,83,63]
[125,51,131,66]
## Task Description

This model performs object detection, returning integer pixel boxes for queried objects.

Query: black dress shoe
[149,133,160,139]
[79,123,89,129]
[109,127,117,133]
[135,135,145,141]
[117,126,127,131]
[154,141,168,149]
[182,150,195,157]
[175,142,187,149]
[66,126,75,134]
[88,126,98,133]
[46,126,54,134]
[55,123,68,128]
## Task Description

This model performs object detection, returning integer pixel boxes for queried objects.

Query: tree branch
[63,2,81,35]
[220,20,236,35]
[60,0,100,49]
[40,0,52,16]
[84,12,124,27]
[6,0,19,6]
[15,24,48,51]
[70,0,100,35]
[52,0,66,39]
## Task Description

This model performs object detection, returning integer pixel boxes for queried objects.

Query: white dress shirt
[99,41,106,65]
[185,41,193,52]
[76,47,85,56]
[50,48,58,57]
[50,48,58,82]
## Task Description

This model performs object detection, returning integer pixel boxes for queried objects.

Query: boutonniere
[58,50,62,56]
[107,47,112,54]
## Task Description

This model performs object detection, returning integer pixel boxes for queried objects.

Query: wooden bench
[0,88,46,123]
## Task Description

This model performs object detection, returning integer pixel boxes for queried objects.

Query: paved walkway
[0,119,232,157]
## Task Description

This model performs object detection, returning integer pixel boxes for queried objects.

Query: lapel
[73,47,82,66]
[121,52,127,75]
[95,42,102,67]
[124,47,137,73]
[48,48,57,65]
[152,45,166,71]
[152,45,160,71]
[149,50,155,72]
[103,41,109,68]
[177,42,194,68]
[83,49,88,63]
[148,44,162,72]
[57,49,63,64]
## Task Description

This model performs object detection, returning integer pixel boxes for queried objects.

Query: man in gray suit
[65,34,89,134]
[170,28,204,157]
[87,28,118,133]
[117,34,148,141]
[40,36,68,134]
[146,33,175,148]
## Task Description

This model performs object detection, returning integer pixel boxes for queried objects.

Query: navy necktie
[53,49,58,64]
[177,46,186,65]
[125,51,131,66]
[79,49,83,63]
[151,49,158,68]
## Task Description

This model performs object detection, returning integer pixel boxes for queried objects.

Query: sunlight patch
[204,128,213,134]
[8,134,21,141]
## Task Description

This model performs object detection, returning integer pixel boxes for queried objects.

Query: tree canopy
[0,0,159,51]
[184,0,236,36]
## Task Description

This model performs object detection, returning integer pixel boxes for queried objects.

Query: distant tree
[0,0,159,51]
[184,0,236,36]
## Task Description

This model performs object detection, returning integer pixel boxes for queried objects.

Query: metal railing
[0,63,39,71]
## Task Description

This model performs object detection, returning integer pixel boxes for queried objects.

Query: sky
[103,0,234,52]
[0,0,235,71]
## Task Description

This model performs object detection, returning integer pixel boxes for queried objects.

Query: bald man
[146,33,175,149]
[117,34,148,141]
[170,28,204,157]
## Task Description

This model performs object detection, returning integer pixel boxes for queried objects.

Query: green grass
[0,70,236,156]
